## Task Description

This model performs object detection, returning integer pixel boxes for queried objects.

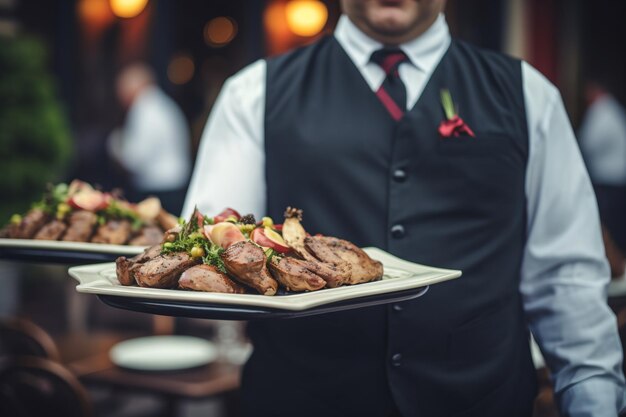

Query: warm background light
[110,0,149,18]
[77,0,116,44]
[167,54,195,85]
[78,0,113,24]
[285,0,328,37]
[204,17,238,47]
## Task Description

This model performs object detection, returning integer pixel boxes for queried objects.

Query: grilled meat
[304,236,383,284]
[295,257,350,288]
[221,241,278,296]
[281,209,350,287]
[116,257,136,286]
[116,244,163,286]
[134,252,200,288]
[179,264,246,293]
[62,210,97,242]
[128,225,163,246]
[0,224,15,238]
[33,220,67,241]
[13,209,49,239]
[268,257,326,292]
[91,219,132,245]
[131,244,163,263]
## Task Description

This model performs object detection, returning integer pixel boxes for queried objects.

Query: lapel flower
[438,89,475,138]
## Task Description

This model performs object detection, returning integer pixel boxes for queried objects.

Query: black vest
[242,37,537,417]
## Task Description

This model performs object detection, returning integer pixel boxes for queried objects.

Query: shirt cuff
[557,376,626,417]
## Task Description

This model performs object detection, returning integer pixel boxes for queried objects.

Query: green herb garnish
[32,183,70,214]
[161,209,227,273]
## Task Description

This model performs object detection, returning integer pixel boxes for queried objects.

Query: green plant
[0,35,72,223]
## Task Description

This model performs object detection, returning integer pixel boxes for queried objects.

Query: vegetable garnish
[162,207,229,272]
[165,208,288,272]
[26,180,147,229]
[32,183,71,215]
[162,224,227,273]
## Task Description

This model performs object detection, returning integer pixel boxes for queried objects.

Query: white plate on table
[109,335,218,371]
[68,247,462,312]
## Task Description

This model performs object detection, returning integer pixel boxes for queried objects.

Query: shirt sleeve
[521,61,626,416]
[181,59,267,219]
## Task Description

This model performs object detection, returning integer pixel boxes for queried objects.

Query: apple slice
[210,222,246,249]
[203,224,214,240]
[68,190,108,211]
[250,227,291,254]
[67,179,93,197]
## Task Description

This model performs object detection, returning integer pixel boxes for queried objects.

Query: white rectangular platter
[0,238,147,265]
[68,247,461,312]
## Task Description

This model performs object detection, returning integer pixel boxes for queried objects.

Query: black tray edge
[97,286,429,320]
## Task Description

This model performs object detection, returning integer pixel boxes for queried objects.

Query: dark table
[68,351,241,417]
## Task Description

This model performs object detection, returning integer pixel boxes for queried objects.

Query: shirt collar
[334,13,450,73]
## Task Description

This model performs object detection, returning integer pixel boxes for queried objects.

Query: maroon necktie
[370,48,409,121]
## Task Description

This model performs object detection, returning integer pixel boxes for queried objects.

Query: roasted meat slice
[221,241,278,296]
[131,244,163,263]
[179,264,246,293]
[62,210,97,242]
[116,257,137,286]
[33,220,67,241]
[268,257,326,292]
[134,252,200,288]
[0,224,15,238]
[91,219,132,244]
[296,257,351,288]
[129,225,163,246]
[13,209,49,239]
[115,244,163,286]
[304,236,383,284]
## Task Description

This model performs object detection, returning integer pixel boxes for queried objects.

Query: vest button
[390,224,405,239]
[392,304,403,312]
[392,169,407,182]
[391,353,402,367]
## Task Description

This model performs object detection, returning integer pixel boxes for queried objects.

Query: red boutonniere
[438,89,475,138]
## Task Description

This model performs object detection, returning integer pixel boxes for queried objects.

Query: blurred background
[1,0,625,220]
[0,0,625,416]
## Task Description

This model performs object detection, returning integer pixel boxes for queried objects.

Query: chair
[0,356,93,417]
[0,317,60,361]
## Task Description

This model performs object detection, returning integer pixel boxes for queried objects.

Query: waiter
[184,1,626,416]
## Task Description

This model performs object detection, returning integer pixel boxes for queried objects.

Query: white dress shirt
[184,14,626,416]
[579,94,626,185]
[109,86,190,192]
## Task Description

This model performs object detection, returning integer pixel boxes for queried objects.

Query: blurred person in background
[579,81,626,278]
[108,63,191,214]
[185,0,626,416]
